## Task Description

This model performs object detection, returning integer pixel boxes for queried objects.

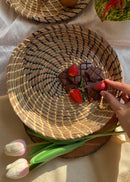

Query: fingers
[105,79,130,95]
[100,91,124,112]
[122,93,130,104]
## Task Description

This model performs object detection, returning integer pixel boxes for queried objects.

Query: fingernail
[104,79,110,82]
[100,91,105,96]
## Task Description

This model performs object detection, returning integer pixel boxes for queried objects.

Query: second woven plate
[5,0,91,23]
[7,24,123,140]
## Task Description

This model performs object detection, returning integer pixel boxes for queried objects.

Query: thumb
[100,91,124,112]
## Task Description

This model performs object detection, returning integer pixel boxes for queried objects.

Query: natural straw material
[5,0,91,23]
[7,24,123,140]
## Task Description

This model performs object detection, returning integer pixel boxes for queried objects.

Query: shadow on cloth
[65,140,121,182]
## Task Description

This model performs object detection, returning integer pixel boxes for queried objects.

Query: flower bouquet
[95,0,130,21]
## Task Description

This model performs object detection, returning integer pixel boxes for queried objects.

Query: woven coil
[5,0,90,23]
[7,24,123,140]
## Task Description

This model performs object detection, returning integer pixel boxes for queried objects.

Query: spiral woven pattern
[7,24,123,140]
[5,0,90,23]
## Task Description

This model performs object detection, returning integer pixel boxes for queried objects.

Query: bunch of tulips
[4,126,125,180]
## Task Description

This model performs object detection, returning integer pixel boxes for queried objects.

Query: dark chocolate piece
[85,81,101,101]
[68,74,81,85]
[87,88,100,101]
[82,77,90,89]
[58,69,71,86]
[58,70,78,91]
[68,61,92,84]
[86,67,104,82]
[65,84,78,91]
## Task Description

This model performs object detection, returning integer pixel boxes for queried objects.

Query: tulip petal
[6,158,29,179]
[4,139,26,156]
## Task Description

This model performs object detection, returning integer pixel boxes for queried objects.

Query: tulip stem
[27,141,51,147]
[84,130,125,142]
[28,163,33,167]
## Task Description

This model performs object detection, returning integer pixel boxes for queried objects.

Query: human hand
[100,79,130,138]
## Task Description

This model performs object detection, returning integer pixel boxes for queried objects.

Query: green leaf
[27,129,86,145]
[30,140,85,164]
[81,91,86,102]
[27,144,49,158]
[27,130,46,139]
[102,124,121,133]
[30,143,58,164]
[80,77,84,87]
[85,131,125,142]
[29,163,42,171]
[80,88,85,92]
[27,141,51,147]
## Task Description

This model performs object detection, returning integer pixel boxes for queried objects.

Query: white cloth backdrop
[0,0,130,182]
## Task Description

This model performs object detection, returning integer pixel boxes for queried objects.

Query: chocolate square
[58,69,71,86]
[68,75,81,85]
[68,61,92,84]
[58,69,78,91]
[86,67,104,82]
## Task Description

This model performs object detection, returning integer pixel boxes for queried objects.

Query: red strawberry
[69,89,82,104]
[94,81,108,91]
[68,64,79,76]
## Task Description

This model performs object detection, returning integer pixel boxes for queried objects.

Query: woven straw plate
[5,0,91,23]
[7,24,123,140]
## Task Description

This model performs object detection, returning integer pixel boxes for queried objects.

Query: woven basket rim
[5,0,91,23]
[6,24,123,140]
